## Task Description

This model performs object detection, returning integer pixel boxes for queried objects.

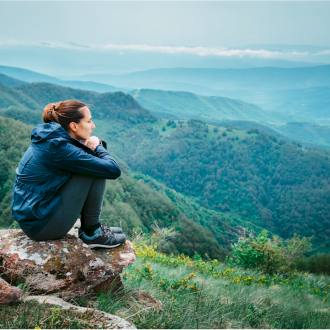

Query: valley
[0,78,329,254]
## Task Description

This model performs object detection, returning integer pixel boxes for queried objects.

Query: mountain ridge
[0,65,126,94]
[74,65,330,91]
[129,88,315,124]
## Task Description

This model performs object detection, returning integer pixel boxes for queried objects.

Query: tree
[285,233,313,264]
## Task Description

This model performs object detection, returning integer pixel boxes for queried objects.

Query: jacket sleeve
[37,141,121,179]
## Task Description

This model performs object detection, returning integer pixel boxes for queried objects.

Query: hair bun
[54,102,63,111]
[42,100,86,131]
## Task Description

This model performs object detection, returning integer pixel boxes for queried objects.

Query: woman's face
[69,107,96,141]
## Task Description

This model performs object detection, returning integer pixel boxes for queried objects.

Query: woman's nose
[92,122,96,129]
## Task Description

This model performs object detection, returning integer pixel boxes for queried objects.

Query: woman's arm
[32,140,121,179]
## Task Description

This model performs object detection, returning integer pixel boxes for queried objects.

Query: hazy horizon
[1,1,330,76]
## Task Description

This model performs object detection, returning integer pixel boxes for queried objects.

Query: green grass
[2,239,330,329]
[0,300,96,329]
[93,252,330,329]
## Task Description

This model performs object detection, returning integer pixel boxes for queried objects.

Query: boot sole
[86,243,122,248]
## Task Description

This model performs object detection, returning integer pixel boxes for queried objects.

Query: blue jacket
[11,121,121,237]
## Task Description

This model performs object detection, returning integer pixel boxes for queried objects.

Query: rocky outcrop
[0,277,22,305]
[23,295,136,329]
[0,225,136,300]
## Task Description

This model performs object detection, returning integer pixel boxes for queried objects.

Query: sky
[1,1,329,47]
[0,1,330,75]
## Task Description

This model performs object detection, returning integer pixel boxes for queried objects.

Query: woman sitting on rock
[11,100,126,248]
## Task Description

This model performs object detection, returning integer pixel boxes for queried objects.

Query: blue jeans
[30,174,106,240]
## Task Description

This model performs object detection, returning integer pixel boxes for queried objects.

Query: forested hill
[1,80,330,253]
[96,119,330,253]
[0,82,156,124]
[0,73,25,87]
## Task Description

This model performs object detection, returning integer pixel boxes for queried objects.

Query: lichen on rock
[0,277,22,306]
[0,225,136,300]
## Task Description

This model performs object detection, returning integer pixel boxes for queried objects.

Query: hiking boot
[80,226,126,249]
[100,223,123,234]
[78,223,123,238]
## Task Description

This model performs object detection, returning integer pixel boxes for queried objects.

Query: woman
[11,100,126,248]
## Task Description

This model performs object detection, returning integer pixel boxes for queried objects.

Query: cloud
[98,44,312,59]
[313,50,330,56]
[0,40,328,60]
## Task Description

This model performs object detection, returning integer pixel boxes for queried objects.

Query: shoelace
[100,223,114,238]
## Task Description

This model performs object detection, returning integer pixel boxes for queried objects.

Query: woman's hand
[84,136,100,151]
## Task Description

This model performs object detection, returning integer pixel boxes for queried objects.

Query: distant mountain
[2,65,329,123]
[1,82,327,149]
[262,87,330,120]
[213,86,330,122]
[274,122,330,147]
[0,65,61,84]
[0,73,25,87]
[128,88,330,148]
[0,66,126,94]
[71,65,330,91]
[129,89,314,124]
[1,43,325,79]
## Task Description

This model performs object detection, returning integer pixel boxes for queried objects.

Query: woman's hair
[43,100,86,132]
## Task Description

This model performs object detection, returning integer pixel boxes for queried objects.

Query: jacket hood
[31,121,96,156]
[31,122,74,144]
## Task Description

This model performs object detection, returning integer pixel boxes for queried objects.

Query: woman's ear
[69,122,77,132]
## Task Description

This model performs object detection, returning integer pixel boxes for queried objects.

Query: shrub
[229,230,312,274]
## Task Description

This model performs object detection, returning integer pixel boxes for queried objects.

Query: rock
[23,295,136,329]
[0,226,136,300]
[132,290,164,311]
[0,277,22,305]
